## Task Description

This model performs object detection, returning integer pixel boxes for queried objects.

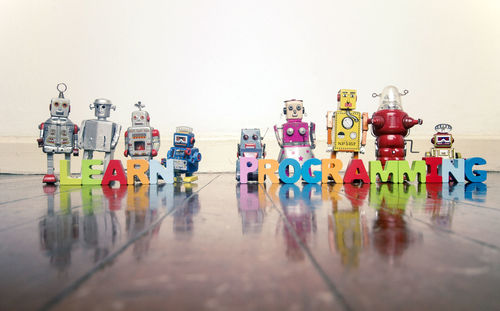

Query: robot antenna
[135,101,145,110]
[400,89,409,96]
[57,83,67,99]
[372,93,380,98]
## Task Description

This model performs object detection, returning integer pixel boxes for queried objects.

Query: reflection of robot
[274,100,316,167]
[326,89,368,159]
[425,124,462,159]
[79,98,121,171]
[38,185,80,273]
[279,185,317,261]
[164,126,202,183]
[236,183,266,234]
[327,184,369,268]
[236,128,266,181]
[124,102,160,161]
[37,83,79,184]
[368,86,422,166]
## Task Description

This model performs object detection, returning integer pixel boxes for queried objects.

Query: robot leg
[83,150,93,160]
[43,153,57,184]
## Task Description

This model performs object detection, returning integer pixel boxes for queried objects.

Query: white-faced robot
[79,98,121,171]
[38,83,79,184]
[124,102,160,161]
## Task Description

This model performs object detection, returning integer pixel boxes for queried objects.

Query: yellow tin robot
[326,89,368,159]
[425,123,462,159]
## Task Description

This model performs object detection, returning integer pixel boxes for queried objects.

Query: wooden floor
[0,174,498,311]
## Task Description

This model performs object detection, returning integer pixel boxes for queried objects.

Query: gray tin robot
[79,98,121,171]
[37,83,79,184]
[124,102,160,161]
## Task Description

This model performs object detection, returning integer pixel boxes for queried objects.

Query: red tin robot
[368,86,422,166]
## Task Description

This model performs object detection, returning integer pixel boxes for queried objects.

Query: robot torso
[41,117,77,153]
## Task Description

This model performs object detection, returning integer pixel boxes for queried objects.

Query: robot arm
[190,149,202,164]
[78,120,86,149]
[123,130,129,157]
[368,115,385,128]
[326,111,334,151]
[73,125,79,156]
[360,112,368,154]
[167,147,175,159]
[111,124,122,149]
[273,125,283,148]
[151,129,160,157]
[37,122,44,147]
[310,122,316,149]
[403,116,423,129]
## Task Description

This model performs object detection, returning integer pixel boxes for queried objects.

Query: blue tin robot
[236,128,266,182]
[162,126,202,183]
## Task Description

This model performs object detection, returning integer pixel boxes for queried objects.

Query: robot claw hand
[37,138,43,148]
[73,149,79,157]
[359,146,366,154]
[326,145,332,152]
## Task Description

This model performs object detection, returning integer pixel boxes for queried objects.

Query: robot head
[337,89,357,110]
[240,128,263,152]
[432,124,454,148]
[90,98,115,119]
[373,85,407,111]
[173,126,195,148]
[283,99,304,120]
[50,83,71,118]
[131,102,150,127]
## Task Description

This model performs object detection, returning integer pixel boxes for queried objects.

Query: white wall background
[1,0,499,139]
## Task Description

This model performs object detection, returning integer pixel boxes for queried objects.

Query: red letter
[102,160,127,185]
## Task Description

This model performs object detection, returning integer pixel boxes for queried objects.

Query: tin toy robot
[79,98,121,171]
[124,102,160,161]
[163,126,202,183]
[326,89,369,159]
[425,124,462,159]
[37,83,79,184]
[236,128,266,181]
[274,99,316,168]
[368,86,422,166]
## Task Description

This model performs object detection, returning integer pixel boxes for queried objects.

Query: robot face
[378,85,403,110]
[131,110,150,127]
[174,132,195,148]
[337,89,357,110]
[50,97,70,117]
[434,133,452,148]
[240,129,262,150]
[92,98,114,118]
[284,100,303,120]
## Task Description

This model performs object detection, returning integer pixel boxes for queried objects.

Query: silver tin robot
[37,83,79,184]
[79,98,121,171]
[124,102,160,161]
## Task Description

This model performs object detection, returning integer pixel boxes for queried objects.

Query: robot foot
[42,174,57,184]
[183,175,198,183]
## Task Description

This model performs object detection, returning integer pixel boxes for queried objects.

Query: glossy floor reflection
[0,174,498,310]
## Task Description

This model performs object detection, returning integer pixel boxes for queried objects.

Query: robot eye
[243,134,249,140]
[134,116,137,119]
[350,94,354,98]
[296,105,301,111]
[343,93,347,97]
[62,103,67,108]
[288,106,293,111]
[252,134,258,140]
[101,105,105,109]
[141,116,144,119]
[54,102,59,107]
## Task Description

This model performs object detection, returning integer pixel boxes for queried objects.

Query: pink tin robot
[274,99,316,167]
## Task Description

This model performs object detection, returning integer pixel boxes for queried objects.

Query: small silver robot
[37,83,79,184]
[124,102,160,161]
[79,98,121,171]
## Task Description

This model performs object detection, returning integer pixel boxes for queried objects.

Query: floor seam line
[38,175,220,311]
[261,183,353,311]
